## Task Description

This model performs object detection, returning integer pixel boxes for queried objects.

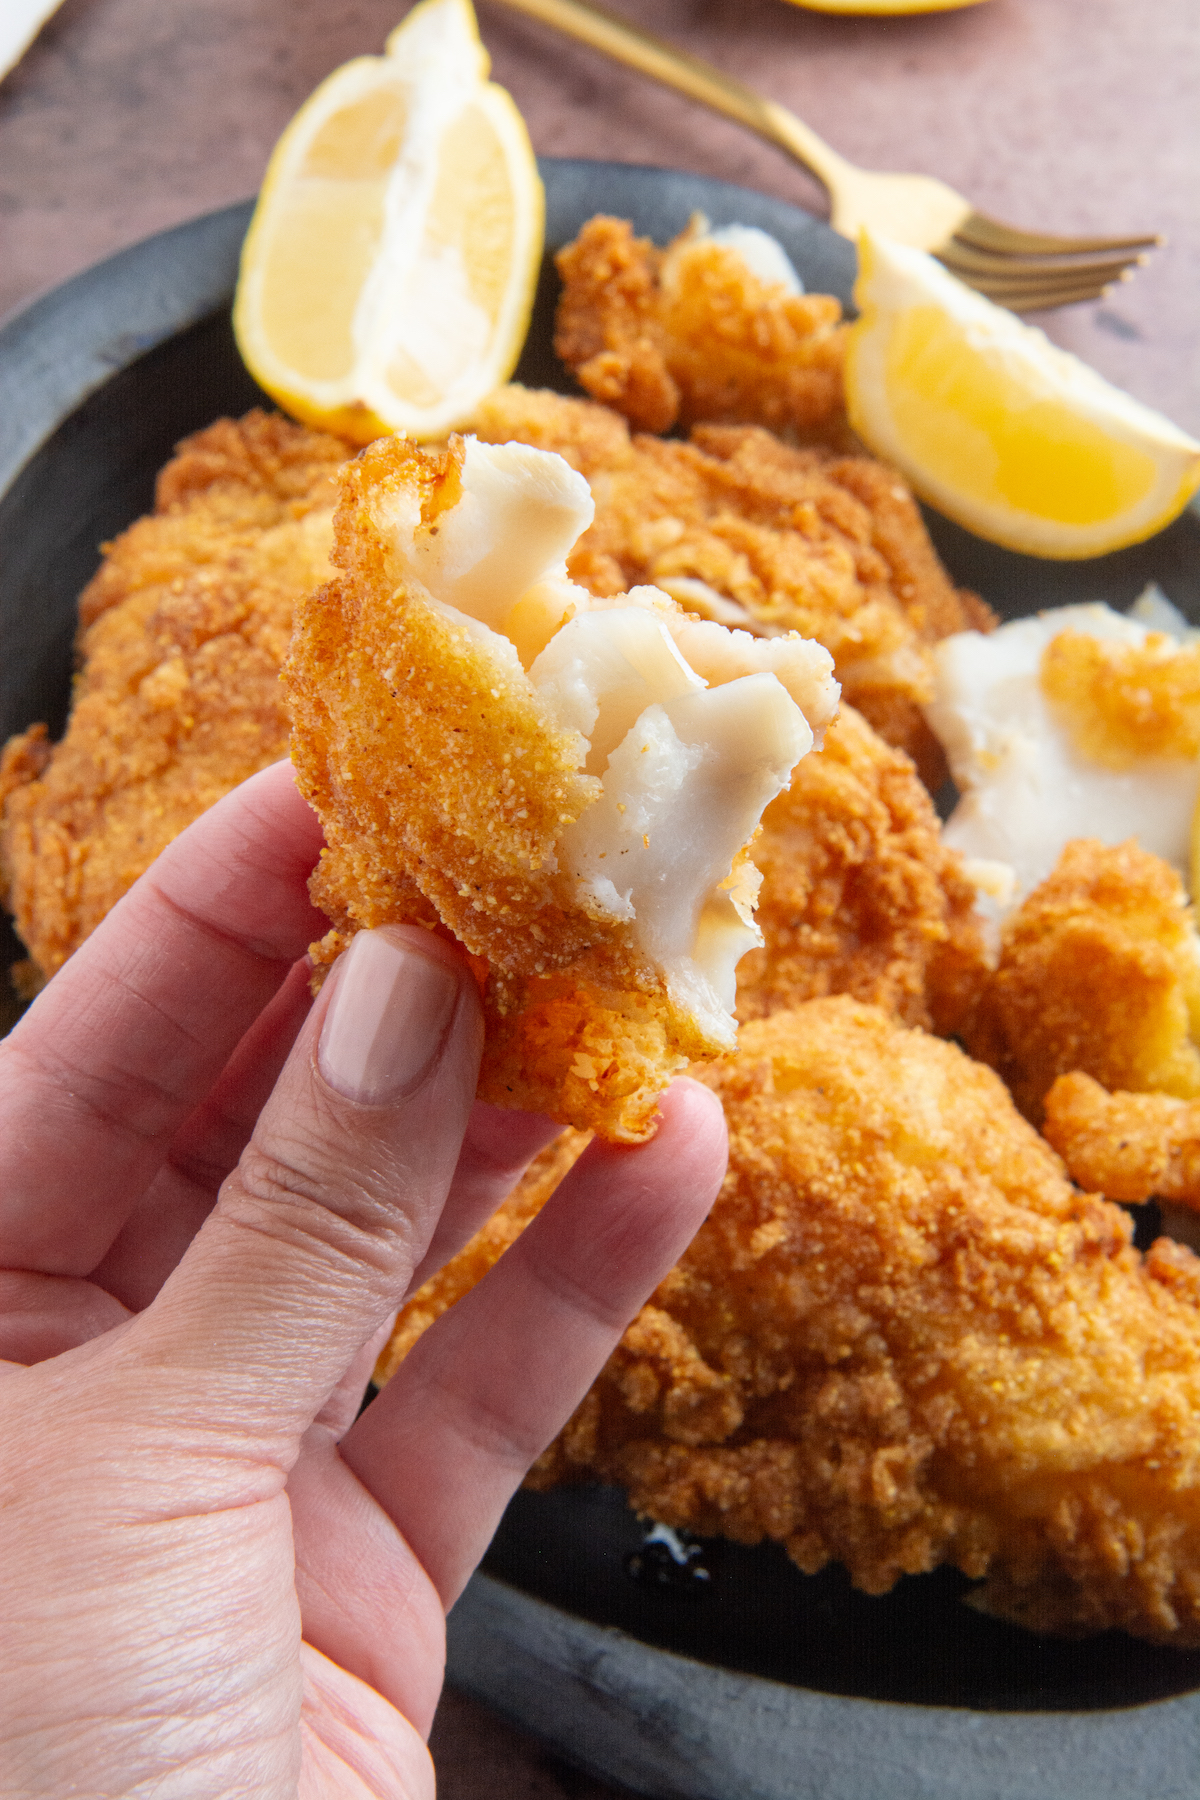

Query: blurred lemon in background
[782,0,990,14]
[235,0,543,443]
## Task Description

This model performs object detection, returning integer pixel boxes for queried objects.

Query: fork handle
[486,0,851,201]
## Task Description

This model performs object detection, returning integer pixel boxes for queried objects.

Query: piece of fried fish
[963,839,1200,1123]
[553,214,850,444]
[283,431,838,1140]
[0,412,347,980]
[735,702,986,1035]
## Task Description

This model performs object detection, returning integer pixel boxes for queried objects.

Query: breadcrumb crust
[0,412,347,977]
[964,839,1200,1122]
[1042,629,1200,766]
[1044,1072,1200,1207]
[554,215,850,444]
[383,999,1200,1644]
[734,703,986,1034]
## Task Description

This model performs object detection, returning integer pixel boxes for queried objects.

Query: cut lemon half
[845,231,1200,559]
[234,0,543,444]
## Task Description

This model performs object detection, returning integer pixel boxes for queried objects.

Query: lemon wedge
[233,0,544,444]
[845,231,1200,559]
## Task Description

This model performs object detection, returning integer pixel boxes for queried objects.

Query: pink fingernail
[317,928,461,1104]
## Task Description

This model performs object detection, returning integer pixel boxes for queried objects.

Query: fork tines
[938,211,1163,312]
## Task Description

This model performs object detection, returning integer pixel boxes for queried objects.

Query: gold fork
[488,0,1159,311]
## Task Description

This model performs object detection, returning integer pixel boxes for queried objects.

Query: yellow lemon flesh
[234,0,543,444]
[846,231,1200,559]
[784,0,987,11]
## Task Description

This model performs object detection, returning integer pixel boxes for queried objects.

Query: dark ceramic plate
[4,160,1200,1800]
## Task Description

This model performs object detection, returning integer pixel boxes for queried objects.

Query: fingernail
[318,928,461,1104]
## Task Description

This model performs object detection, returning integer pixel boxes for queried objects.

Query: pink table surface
[1,2,1196,1794]
[2,0,1197,431]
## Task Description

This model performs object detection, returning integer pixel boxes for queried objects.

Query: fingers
[94,984,554,1318]
[288,1320,449,1733]
[289,1411,446,1738]
[311,1318,395,1442]
[339,1078,728,1608]
[0,1272,130,1366]
[125,924,485,1447]
[0,760,326,1275]
[92,956,316,1311]
[300,1642,436,1800]
[404,1103,562,1298]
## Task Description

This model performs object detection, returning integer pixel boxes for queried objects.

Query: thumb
[122,924,483,1447]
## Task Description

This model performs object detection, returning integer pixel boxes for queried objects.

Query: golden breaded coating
[964,840,1200,1123]
[554,215,849,444]
[470,388,992,785]
[1041,628,1200,765]
[734,705,986,1035]
[0,412,347,979]
[525,1001,1200,1644]
[375,1127,591,1386]
[470,383,637,481]
[283,433,837,1142]
[376,704,992,1370]
[1044,1071,1200,1207]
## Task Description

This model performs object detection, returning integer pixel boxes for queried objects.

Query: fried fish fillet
[964,839,1200,1123]
[383,998,1200,1644]
[283,431,838,1140]
[1044,1072,1200,1208]
[734,703,987,1035]
[554,214,850,443]
[533,1000,1200,1644]
[471,385,992,785]
[0,412,347,980]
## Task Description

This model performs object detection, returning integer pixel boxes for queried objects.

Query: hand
[0,760,727,1798]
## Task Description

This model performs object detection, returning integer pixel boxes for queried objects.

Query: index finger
[0,759,326,1274]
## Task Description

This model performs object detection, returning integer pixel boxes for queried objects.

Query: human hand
[0,760,728,1798]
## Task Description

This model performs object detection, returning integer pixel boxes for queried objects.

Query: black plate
[4,159,1200,1800]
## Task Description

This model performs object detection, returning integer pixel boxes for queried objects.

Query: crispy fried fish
[964,839,1200,1123]
[531,1001,1200,1644]
[283,431,838,1140]
[554,214,850,443]
[0,412,347,980]
[734,703,986,1035]
[1044,1072,1200,1208]
[471,385,992,785]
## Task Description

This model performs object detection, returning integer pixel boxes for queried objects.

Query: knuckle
[224,1130,419,1279]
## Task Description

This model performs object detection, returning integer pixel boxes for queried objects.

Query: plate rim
[447,1571,1200,1800]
